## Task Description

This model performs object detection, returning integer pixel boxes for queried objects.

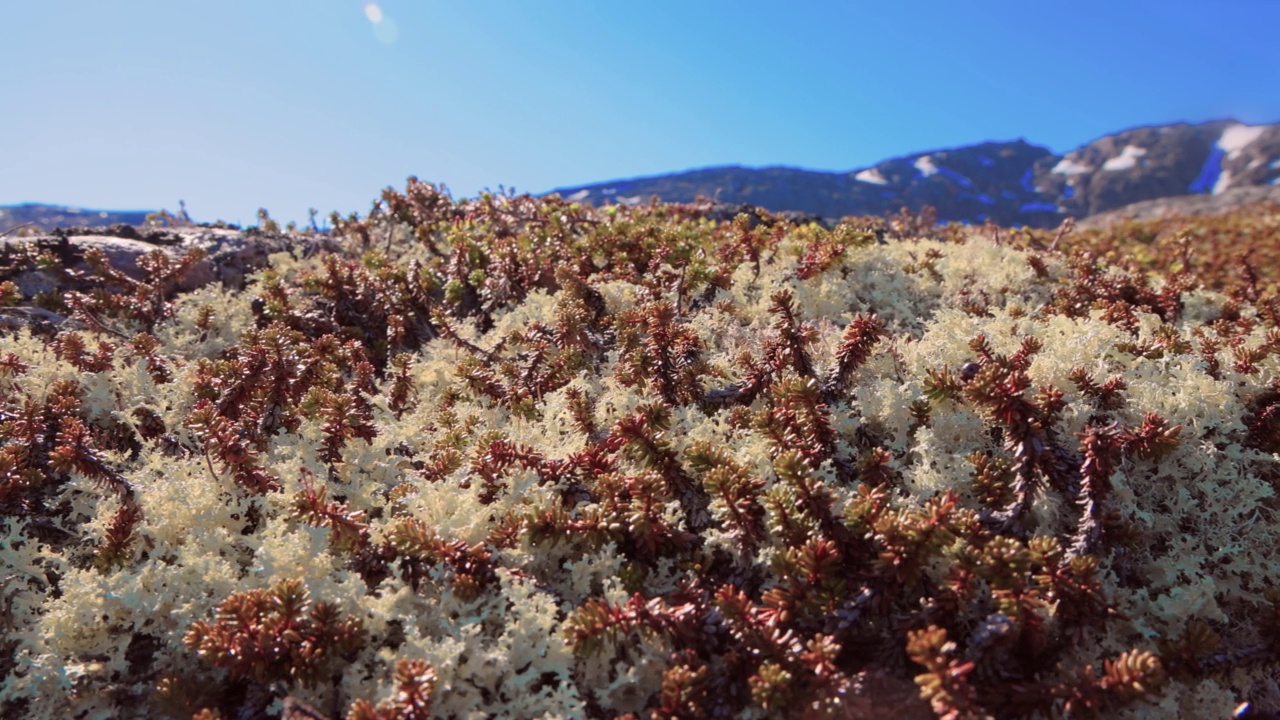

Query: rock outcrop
[0,224,339,333]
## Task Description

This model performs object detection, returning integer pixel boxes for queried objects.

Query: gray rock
[4,227,340,295]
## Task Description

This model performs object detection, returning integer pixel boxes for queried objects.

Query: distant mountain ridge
[9,120,1280,233]
[548,119,1280,227]
[0,203,152,233]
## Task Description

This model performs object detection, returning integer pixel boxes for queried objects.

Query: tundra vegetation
[1,182,1279,719]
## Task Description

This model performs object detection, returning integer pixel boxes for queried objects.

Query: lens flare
[362,2,398,45]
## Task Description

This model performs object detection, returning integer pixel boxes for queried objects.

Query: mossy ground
[2,186,1279,719]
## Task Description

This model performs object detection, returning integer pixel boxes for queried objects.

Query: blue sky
[3,1,1277,225]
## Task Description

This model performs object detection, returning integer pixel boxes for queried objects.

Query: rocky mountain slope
[1075,185,1280,229]
[550,119,1280,228]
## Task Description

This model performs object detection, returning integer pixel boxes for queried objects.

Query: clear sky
[3,1,1277,225]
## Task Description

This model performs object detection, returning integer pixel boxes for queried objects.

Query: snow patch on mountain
[1214,170,1233,195]
[1052,157,1093,175]
[1219,124,1267,159]
[566,189,591,201]
[914,156,939,177]
[1102,145,1147,171]
[855,168,889,185]
[1190,125,1271,194]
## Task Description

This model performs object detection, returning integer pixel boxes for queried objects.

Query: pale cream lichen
[3,199,1279,719]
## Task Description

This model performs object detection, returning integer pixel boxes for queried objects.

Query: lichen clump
[2,183,1279,719]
